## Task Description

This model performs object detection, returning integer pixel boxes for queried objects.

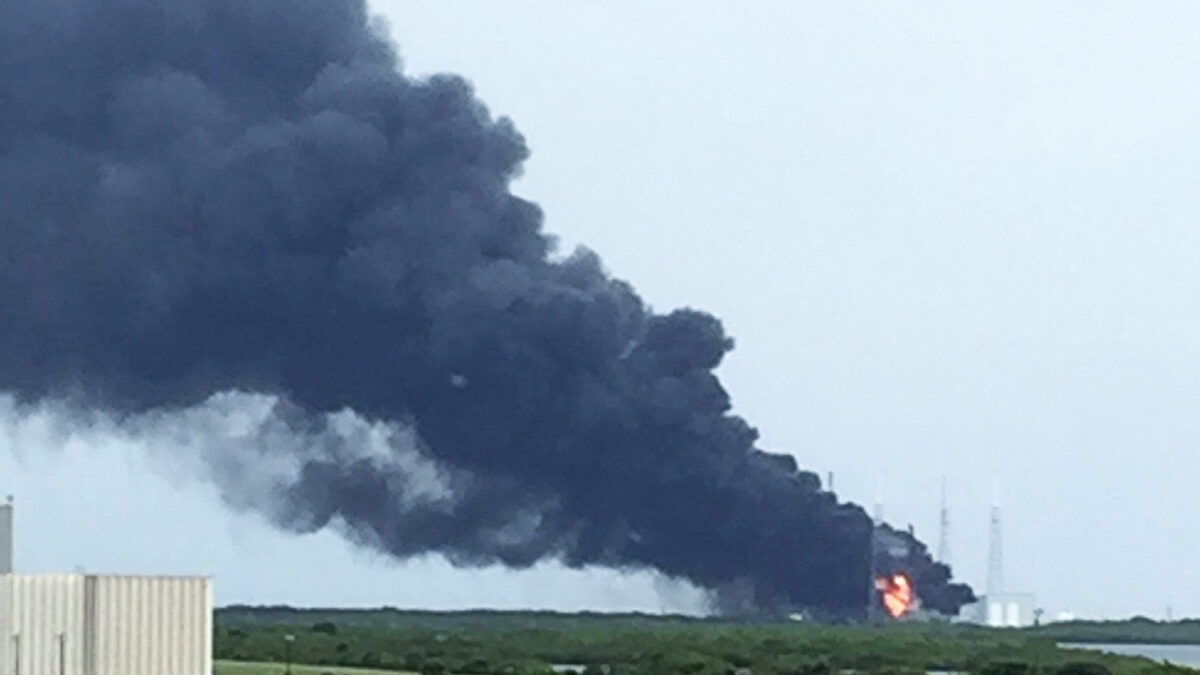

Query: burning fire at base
[875,573,917,618]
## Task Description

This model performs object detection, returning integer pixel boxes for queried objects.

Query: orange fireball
[874,573,915,618]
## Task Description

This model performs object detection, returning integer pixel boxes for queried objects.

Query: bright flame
[874,573,915,618]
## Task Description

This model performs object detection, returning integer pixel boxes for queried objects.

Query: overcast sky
[4,2,1200,620]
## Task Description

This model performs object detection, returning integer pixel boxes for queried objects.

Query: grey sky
[4,2,1200,619]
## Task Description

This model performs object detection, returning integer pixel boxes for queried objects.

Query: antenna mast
[937,476,950,565]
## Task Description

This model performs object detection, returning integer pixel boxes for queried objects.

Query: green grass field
[215,661,417,675]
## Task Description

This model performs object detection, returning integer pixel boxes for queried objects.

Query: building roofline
[0,572,211,581]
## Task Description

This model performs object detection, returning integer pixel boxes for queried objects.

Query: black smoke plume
[0,0,973,616]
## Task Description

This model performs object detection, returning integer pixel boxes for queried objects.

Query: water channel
[1059,643,1200,669]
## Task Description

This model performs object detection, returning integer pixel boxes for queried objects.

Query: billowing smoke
[0,0,972,616]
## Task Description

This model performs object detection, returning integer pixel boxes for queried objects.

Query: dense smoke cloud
[0,0,972,615]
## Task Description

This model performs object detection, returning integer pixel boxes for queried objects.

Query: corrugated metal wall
[0,575,211,675]
[87,576,212,675]
[0,576,12,675]
[6,575,86,675]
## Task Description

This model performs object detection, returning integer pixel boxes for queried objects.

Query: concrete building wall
[0,503,12,574]
[1005,601,1020,627]
[985,599,1003,626]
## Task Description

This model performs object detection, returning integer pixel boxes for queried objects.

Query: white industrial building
[960,592,1037,628]
[0,499,213,675]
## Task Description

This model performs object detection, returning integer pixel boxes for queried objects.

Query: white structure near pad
[962,592,1038,628]
[956,491,1038,627]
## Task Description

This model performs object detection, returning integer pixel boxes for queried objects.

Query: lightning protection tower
[937,477,950,566]
[873,474,885,525]
[987,489,1003,597]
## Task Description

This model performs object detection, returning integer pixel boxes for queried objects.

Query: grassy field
[215,661,416,675]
